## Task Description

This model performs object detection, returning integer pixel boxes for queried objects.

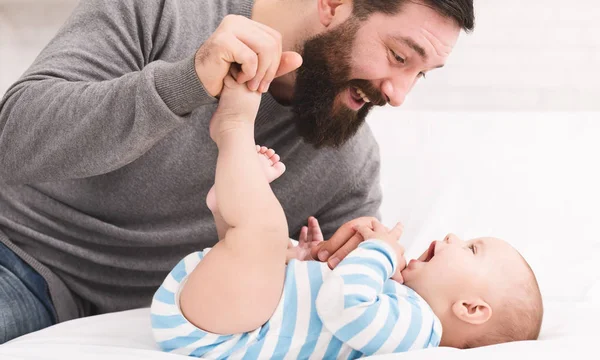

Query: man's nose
[443,233,462,245]
[381,74,414,107]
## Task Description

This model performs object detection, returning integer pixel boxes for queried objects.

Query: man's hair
[352,0,475,32]
[463,257,544,349]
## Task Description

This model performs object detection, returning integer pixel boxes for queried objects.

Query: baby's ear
[451,298,492,325]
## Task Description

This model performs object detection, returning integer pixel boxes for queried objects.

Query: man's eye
[390,49,405,64]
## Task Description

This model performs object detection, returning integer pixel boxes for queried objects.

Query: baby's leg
[180,76,289,335]
[207,145,285,240]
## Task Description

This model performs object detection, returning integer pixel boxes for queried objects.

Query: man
[0,0,473,343]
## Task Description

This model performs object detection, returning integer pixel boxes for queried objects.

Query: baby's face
[402,234,524,309]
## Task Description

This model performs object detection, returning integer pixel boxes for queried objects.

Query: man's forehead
[367,4,462,49]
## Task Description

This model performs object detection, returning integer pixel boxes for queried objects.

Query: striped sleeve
[315,240,442,356]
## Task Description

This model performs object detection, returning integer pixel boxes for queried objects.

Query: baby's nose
[443,233,461,244]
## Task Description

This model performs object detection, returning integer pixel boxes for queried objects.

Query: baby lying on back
[150,74,543,358]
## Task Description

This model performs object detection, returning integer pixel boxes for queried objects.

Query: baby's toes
[273,161,286,174]
[270,154,280,164]
[265,148,276,158]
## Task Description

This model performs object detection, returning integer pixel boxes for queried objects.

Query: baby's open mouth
[418,241,436,262]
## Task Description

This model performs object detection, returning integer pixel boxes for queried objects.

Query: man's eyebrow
[391,36,427,59]
[390,35,445,69]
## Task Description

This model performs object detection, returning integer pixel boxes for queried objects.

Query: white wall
[403,0,600,111]
[0,0,78,94]
[1,0,599,111]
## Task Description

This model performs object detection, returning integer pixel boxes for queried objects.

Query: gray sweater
[0,0,381,323]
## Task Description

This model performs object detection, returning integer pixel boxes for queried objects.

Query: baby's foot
[206,145,286,213]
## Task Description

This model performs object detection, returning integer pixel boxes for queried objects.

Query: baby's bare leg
[207,145,286,240]
[180,76,289,335]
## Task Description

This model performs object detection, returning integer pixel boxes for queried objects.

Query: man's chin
[294,106,372,149]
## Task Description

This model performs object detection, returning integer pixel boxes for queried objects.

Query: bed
[1,111,598,359]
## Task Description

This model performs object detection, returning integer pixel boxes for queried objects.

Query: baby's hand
[209,68,262,143]
[286,217,324,263]
[353,220,407,283]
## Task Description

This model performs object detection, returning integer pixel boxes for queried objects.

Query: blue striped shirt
[151,240,442,359]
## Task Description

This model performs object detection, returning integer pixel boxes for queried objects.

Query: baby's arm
[179,76,289,335]
[316,240,440,355]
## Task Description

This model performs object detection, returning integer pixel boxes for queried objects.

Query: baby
[150,75,543,358]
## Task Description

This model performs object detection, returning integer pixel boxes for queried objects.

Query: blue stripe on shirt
[394,295,423,352]
[272,263,298,357]
[334,300,381,341]
[358,241,396,269]
[218,331,252,359]
[360,296,398,354]
[151,313,189,329]
[297,261,324,358]
[323,336,344,359]
[336,257,389,281]
[344,293,372,308]
[153,286,175,305]
[188,335,234,357]
[348,349,363,359]
[341,273,382,290]
[169,259,188,283]
[241,322,270,360]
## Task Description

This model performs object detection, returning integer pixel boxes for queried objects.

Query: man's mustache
[348,79,387,107]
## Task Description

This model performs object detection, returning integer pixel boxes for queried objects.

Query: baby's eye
[468,244,476,254]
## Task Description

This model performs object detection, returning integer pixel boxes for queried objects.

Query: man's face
[293,1,461,148]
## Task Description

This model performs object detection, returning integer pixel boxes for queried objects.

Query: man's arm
[0,0,300,185]
[0,0,216,185]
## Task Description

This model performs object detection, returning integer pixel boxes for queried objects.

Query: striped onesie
[151,240,442,359]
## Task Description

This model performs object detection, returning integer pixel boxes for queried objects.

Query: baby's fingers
[298,226,308,244]
[353,224,375,240]
[308,217,324,243]
[389,222,404,240]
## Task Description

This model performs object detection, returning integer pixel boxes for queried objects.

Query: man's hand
[195,15,303,97]
[354,221,407,283]
[310,217,379,269]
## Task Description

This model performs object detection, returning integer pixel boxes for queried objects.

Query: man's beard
[292,17,385,148]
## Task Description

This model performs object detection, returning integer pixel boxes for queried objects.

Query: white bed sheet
[1,111,599,359]
[1,300,597,359]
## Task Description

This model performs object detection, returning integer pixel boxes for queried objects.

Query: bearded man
[0,0,474,343]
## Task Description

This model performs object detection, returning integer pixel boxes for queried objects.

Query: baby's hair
[463,254,543,349]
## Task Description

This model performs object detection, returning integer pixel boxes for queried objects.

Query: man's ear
[451,298,492,325]
[317,0,352,27]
